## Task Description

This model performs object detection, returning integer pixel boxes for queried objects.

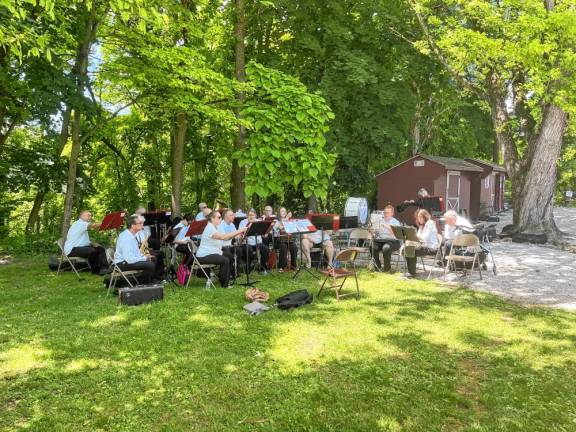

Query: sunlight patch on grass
[377,416,403,431]
[64,358,101,373]
[0,341,52,378]
[88,311,129,328]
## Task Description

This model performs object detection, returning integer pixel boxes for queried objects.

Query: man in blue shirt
[369,205,402,272]
[64,210,108,275]
[114,214,160,283]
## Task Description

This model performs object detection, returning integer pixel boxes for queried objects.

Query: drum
[344,197,369,226]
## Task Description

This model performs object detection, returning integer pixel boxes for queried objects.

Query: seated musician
[405,209,439,278]
[172,214,194,262]
[274,207,298,271]
[442,210,474,257]
[218,209,243,278]
[239,209,270,275]
[196,211,247,288]
[369,205,401,272]
[135,206,161,250]
[114,215,164,283]
[263,205,276,219]
[195,202,208,221]
[302,229,335,269]
[64,210,108,275]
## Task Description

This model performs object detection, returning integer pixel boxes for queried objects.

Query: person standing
[64,210,108,275]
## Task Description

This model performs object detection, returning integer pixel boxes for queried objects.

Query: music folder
[185,220,209,237]
[99,211,126,231]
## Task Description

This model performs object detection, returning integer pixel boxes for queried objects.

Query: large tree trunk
[171,112,187,217]
[513,104,567,241]
[61,2,98,238]
[231,0,247,210]
[25,189,46,234]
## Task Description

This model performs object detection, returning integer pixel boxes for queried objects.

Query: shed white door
[446,171,461,212]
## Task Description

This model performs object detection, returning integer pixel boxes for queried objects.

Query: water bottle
[333,259,340,269]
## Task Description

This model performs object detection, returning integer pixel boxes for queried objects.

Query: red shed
[375,155,486,222]
[465,158,507,217]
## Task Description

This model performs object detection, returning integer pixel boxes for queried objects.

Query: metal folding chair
[444,234,483,281]
[186,242,217,289]
[105,248,142,297]
[317,249,360,300]
[55,238,91,281]
[347,228,376,269]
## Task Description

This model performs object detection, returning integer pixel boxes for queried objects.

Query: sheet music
[282,221,299,234]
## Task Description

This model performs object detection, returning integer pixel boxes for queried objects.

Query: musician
[173,214,194,262]
[135,206,161,250]
[195,203,208,221]
[273,207,298,271]
[235,208,247,217]
[218,209,243,277]
[302,229,334,269]
[369,205,401,272]
[64,210,108,275]
[239,209,270,275]
[196,211,247,288]
[405,209,439,278]
[396,188,434,214]
[442,210,474,256]
[114,214,164,283]
[263,205,276,219]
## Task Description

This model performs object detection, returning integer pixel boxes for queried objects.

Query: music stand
[289,219,320,279]
[185,220,209,238]
[339,216,358,230]
[143,211,172,241]
[99,211,126,231]
[233,216,246,229]
[238,220,274,286]
[309,214,339,269]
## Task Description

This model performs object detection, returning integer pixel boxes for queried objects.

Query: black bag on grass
[275,289,313,310]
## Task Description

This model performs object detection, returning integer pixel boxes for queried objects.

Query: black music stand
[143,211,172,242]
[391,225,420,269]
[233,216,246,229]
[339,216,358,229]
[238,220,274,286]
[289,219,320,279]
[310,214,339,269]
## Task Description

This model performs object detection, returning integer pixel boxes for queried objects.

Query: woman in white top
[195,211,246,288]
[406,209,439,277]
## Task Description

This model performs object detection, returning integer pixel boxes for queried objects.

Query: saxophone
[139,234,150,255]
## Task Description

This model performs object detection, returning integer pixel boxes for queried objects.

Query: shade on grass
[1,256,576,431]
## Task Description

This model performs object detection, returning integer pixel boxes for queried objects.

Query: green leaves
[238,62,335,200]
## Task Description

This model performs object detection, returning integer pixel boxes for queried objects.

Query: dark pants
[278,239,298,269]
[222,246,241,278]
[443,240,453,258]
[118,260,156,283]
[149,250,165,277]
[371,239,400,271]
[69,246,108,273]
[197,253,231,287]
[406,247,437,276]
[176,244,191,264]
[244,244,269,271]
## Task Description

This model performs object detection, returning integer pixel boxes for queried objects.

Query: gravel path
[432,207,576,312]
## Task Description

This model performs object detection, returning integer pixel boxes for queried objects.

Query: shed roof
[465,158,507,173]
[375,154,483,178]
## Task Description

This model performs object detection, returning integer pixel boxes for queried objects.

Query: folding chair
[55,238,91,281]
[186,242,217,289]
[444,234,483,281]
[317,249,360,301]
[347,228,376,269]
[105,248,142,297]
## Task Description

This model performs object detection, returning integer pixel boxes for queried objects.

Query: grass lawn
[1,255,576,431]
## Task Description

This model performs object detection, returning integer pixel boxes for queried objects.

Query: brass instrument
[139,234,150,255]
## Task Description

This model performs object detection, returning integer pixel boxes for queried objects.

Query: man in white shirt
[218,209,243,277]
[114,214,158,283]
[443,210,474,256]
[64,210,108,275]
[195,203,208,221]
[239,209,270,274]
[369,205,402,272]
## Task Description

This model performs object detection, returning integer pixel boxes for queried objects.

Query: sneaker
[278,268,284,273]
[98,268,108,276]
[260,270,269,276]
[402,273,414,279]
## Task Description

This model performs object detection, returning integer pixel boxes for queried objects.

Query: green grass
[1,255,576,431]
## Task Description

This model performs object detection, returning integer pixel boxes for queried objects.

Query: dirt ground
[432,207,576,312]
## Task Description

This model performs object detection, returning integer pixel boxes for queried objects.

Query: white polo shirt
[64,219,91,255]
[197,223,223,257]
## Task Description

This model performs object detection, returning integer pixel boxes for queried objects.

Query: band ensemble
[63,189,477,288]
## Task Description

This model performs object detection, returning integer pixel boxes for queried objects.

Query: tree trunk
[25,188,46,234]
[307,194,318,213]
[61,2,98,238]
[513,104,567,241]
[231,0,247,210]
[171,112,187,217]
